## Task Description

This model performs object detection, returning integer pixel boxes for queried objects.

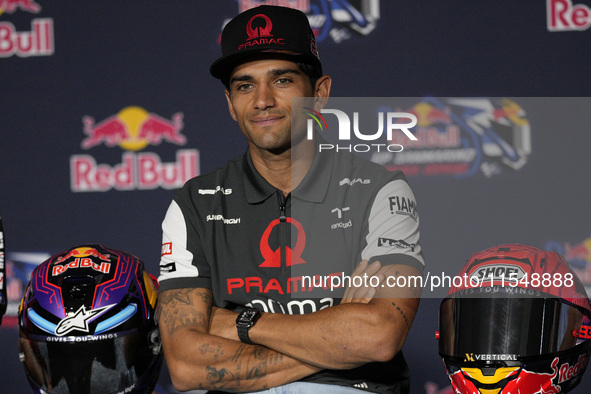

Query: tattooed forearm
[268,351,284,366]
[199,343,224,360]
[246,346,269,379]
[220,343,287,388]
[232,344,247,363]
[201,344,286,389]
[206,366,234,389]
[232,345,246,387]
[157,288,301,391]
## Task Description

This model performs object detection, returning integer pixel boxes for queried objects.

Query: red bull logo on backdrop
[0,1,54,58]
[231,0,380,44]
[547,0,591,31]
[80,106,186,151]
[370,97,531,178]
[70,106,200,192]
[0,0,41,14]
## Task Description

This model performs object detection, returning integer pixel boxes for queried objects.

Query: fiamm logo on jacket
[371,97,531,178]
[70,106,200,192]
[232,0,380,44]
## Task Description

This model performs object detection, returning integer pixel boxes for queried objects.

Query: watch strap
[236,308,261,345]
[237,322,255,345]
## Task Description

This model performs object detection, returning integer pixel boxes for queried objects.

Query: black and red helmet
[18,245,162,394]
[439,244,591,393]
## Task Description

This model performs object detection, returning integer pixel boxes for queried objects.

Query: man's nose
[254,83,276,110]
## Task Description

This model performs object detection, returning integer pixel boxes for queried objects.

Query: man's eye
[276,78,292,85]
[236,83,253,91]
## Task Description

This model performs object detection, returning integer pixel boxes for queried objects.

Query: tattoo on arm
[391,269,422,298]
[232,344,247,363]
[391,301,410,328]
[198,291,213,314]
[156,289,212,336]
[227,343,286,387]
[246,346,269,379]
[206,366,234,389]
[158,289,290,389]
[199,343,224,360]
[268,351,284,366]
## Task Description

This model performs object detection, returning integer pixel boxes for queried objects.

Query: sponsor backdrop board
[1,1,590,393]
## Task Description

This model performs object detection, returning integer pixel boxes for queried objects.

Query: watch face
[241,311,257,321]
[238,310,260,325]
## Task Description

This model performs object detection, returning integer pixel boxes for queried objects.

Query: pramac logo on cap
[238,13,285,50]
[246,14,273,40]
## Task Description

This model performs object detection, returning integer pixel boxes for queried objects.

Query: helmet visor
[439,295,589,360]
[19,329,159,394]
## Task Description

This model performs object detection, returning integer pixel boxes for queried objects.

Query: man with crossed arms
[157,5,425,393]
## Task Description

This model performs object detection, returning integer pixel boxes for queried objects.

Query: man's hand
[340,259,385,304]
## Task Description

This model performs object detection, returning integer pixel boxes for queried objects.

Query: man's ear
[314,75,332,111]
[224,89,238,122]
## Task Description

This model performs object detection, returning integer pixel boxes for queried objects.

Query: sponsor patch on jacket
[160,262,177,273]
[377,238,415,251]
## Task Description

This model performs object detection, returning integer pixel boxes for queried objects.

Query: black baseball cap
[210,5,322,81]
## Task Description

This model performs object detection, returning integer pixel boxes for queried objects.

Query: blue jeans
[248,382,367,393]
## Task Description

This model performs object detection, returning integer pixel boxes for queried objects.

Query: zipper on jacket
[276,191,288,273]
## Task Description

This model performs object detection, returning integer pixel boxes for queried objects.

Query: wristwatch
[236,308,262,345]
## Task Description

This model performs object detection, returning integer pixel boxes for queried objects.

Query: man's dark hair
[297,62,323,90]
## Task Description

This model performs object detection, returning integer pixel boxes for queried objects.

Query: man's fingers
[341,261,384,304]
[349,272,384,303]
[363,261,382,277]
[342,260,368,302]
[350,259,369,277]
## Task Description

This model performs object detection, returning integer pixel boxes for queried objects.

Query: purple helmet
[18,245,162,393]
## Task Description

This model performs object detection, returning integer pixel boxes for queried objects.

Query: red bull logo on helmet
[450,360,560,394]
[449,356,589,393]
[558,354,589,384]
[52,247,112,276]
[51,258,111,277]
[502,358,561,393]
[70,106,200,192]
[55,247,110,264]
